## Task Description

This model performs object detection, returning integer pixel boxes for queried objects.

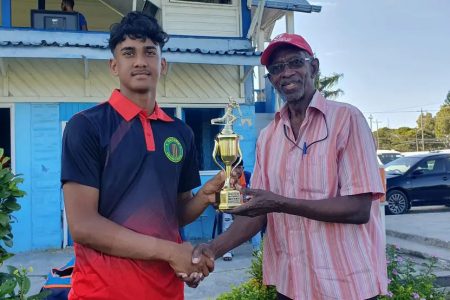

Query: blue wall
[12,103,96,252]
[234,104,256,170]
[182,174,217,241]
[13,104,63,251]
[1,0,12,27]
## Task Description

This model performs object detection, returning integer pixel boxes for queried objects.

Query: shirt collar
[108,89,173,122]
[275,90,327,123]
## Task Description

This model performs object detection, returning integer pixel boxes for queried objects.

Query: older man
[193,33,388,300]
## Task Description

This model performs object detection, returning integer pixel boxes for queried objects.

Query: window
[172,0,232,4]
[161,107,176,118]
[183,108,224,170]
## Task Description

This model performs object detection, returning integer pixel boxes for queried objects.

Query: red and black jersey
[61,90,201,299]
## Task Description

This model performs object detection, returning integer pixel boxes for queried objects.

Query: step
[386,229,450,249]
[386,236,450,267]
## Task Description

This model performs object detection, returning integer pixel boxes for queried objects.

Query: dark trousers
[276,292,379,300]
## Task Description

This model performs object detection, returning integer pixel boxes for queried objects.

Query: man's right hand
[185,243,216,288]
[168,242,212,280]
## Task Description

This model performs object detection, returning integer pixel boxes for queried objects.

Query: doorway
[0,107,12,169]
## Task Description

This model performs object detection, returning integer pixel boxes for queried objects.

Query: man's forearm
[277,193,372,224]
[178,189,211,226]
[210,215,266,259]
[72,214,180,263]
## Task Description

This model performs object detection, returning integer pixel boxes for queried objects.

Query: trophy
[211,98,243,211]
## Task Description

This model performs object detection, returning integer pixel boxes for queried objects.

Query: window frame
[169,0,233,6]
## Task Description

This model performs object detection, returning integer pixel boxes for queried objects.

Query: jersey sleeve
[61,113,102,189]
[178,128,201,193]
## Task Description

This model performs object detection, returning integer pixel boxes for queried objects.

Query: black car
[385,152,450,214]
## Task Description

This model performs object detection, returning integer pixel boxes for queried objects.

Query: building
[0,0,320,252]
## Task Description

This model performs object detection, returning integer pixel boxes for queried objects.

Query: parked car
[377,149,403,165]
[384,152,450,214]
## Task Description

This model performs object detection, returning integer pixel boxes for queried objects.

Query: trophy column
[211,98,244,211]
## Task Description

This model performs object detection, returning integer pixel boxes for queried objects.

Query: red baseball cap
[260,33,313,66]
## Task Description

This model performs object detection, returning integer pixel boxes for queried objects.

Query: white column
[257,32,266,101]
[286,11,295,33]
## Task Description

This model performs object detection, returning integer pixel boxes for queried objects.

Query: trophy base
[217,189,242,211]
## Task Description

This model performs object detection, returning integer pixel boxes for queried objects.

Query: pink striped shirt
[253,91,388,300]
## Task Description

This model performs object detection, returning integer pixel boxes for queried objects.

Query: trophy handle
[231,141,243,174]
[212,138,225,171]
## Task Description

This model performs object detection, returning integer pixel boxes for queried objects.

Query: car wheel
[386,190,409,215]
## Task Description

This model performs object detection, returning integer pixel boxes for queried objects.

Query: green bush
[218,243,449,300]
[380,245,449,300]
[0,148,49,299]
[217,247,277,300]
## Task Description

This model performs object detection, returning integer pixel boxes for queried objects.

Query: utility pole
[375,119,382,149]
[420,108,425,151]
[415,130,419,151]
[368,114,373,131]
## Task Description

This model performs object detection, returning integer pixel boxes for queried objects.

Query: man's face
[109,37,166,96]
[267,46,318,104]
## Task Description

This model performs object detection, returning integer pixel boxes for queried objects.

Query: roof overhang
[0,29,261,66]
[251,0,321,13]
[248,0,321,40]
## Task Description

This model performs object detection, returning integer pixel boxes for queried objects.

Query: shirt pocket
[299,152,328,196]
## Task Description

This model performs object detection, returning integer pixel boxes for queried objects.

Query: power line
[364,109,440,114]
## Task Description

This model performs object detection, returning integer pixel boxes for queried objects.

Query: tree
[373,126,434,152]
[315,72,344,100]
[0,148,48,299]
[375,127,394,150]
[416,112,435,136]
[435,104,450,147]
[445,90,450,106]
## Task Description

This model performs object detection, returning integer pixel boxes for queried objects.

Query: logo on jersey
[164,137,183,163]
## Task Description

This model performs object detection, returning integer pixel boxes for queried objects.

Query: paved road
[386,205,450,244]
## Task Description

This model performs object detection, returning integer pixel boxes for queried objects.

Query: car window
[385,156,421,175]
[412,158,446,175]
[378,153,403,165]
[446,158,450,173]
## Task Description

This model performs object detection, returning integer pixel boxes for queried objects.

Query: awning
[0,29,261,66]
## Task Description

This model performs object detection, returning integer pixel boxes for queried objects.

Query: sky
[272,0,450,129]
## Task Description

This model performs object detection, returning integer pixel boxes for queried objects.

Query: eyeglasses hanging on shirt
[283,113,329,155]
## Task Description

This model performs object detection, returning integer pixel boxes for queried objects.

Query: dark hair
[62,0,74,8]
[232,158,244,167]
[109,12,169,54]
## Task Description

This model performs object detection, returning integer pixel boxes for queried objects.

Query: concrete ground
[385,205,450,288]
[2,205,449,299]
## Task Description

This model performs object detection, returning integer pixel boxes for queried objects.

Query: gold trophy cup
[211,98,243,211]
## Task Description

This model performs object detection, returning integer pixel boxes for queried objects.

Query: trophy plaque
[211,98,243,211]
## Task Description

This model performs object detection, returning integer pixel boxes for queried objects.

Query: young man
[61,0,87,31]
[61,12,221,299]
[193,33,388,300]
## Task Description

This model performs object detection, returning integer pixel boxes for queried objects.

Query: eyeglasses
[267,57,313,76]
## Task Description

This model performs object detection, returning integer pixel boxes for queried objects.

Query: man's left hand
[229,188,282,217]
[197,171,226,207]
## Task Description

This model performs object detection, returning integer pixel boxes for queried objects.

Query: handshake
[169,241,215,288]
